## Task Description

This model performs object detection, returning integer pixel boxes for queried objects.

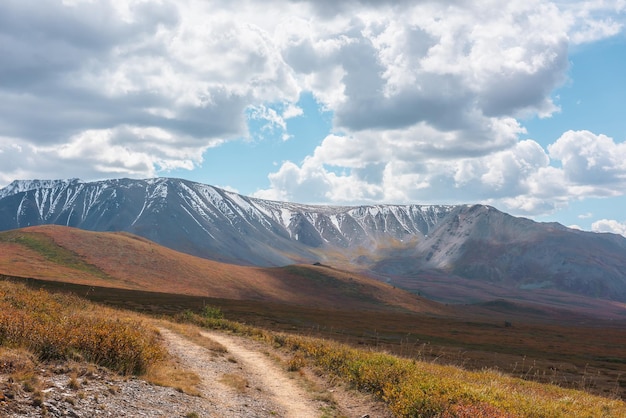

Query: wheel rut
[159,328,321,417]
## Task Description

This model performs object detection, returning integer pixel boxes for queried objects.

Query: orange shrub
[0,281,165,375]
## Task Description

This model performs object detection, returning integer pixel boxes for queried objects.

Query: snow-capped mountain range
[1,177,626,303]
[0,178,454,264]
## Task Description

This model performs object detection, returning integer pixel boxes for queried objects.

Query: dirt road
[1,325,390,417]
[159,328,324,417]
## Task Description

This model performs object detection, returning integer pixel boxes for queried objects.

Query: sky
[1,1,626,235]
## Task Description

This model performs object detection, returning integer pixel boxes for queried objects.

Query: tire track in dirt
[199,330,321,418]
[159,328,321,417]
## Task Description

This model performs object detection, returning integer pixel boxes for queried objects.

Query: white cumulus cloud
[592,219,626,236]
[0,0,625,219]
[548,130,626,188]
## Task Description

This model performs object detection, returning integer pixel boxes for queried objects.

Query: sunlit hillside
[0,225,444,314]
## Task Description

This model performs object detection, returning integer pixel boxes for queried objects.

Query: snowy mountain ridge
[0,177,456,264]
[2,177,626,303]
[0,178,80,200]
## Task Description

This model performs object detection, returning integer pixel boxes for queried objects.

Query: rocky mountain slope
[0,178,453,265]
[373,204,626,302]
[1,177,626,303]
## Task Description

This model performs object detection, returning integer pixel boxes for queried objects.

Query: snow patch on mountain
[0,179,80,200]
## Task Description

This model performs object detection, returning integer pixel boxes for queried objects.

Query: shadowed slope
[0,225,444,314]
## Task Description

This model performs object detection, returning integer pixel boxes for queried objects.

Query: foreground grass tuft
[0,281,165,375]
[177,310,626,417]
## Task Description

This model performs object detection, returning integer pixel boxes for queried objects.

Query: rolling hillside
[0,225,444,314]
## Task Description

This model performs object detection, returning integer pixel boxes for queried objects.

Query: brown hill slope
[0,225,444,314]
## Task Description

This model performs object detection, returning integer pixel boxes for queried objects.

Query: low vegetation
[4,227,624,400]
[177,310,626,418]
[1,277,624,417]
[0,230,109,278]
[0,281,164,375]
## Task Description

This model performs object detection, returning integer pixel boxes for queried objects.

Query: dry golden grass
[0,281,165,375]
[176,313,626,418]
[0,347,36,375]
[143,359,202,396]
[0,347,43,405]
[0,281,206,397]
[219,373,249,392]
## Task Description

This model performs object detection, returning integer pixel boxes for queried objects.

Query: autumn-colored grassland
[176,311,626,417]
[0,281,165,375]
[0,280,207,400]
[0,225,440,313]
[5,269,626,401]
[1,225,626,415]
[1,276,625,416]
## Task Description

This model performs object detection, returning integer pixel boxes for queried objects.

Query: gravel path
[0,361,214,417]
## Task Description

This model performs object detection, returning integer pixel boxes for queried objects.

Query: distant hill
[1,177,626,309]
[0,225,444,314]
